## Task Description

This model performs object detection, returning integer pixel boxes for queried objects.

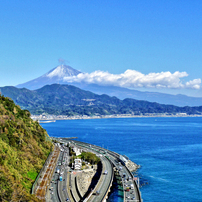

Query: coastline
[32,113,202,121]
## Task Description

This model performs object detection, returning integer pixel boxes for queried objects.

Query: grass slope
[0,95,53,201]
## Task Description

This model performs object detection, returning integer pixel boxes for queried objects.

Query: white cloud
[63,69,201,90]
[185,79,201,89]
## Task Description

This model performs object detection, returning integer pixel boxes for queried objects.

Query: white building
[74,158,82,170]
[72,146,82,156]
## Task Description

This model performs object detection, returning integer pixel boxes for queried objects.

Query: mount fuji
[16,65,202,107]
[16,65,81,90]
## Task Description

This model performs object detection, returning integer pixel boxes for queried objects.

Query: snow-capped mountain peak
[45,65,81,78]
[16,65,81,90]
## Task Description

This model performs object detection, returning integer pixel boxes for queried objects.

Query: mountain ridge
[15,65,202,107]
[1,84,202,116]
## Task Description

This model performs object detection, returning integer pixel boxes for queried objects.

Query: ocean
[41,117,202,202]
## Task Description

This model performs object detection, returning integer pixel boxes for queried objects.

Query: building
[72,146,82,156]
[74,158,82,170]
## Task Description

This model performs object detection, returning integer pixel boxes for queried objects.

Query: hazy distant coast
[31,113,202,121]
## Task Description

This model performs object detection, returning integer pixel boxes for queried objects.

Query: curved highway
[45,138,142,202]
[71,140,142,202]
[70,141,114,202]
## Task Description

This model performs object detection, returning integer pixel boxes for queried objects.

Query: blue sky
[1,0,202,96]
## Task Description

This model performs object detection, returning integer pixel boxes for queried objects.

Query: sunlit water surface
[41,117,202,202]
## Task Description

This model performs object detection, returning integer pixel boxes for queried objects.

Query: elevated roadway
[71,140,142,202]
[69,141,114,202]
[45,138,142,202]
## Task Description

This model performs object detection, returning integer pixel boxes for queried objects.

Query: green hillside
[1,84,202,116]
[0,95,53,201]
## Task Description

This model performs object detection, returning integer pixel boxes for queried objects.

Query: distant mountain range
[1,84,202,116]
[16,65,202,107]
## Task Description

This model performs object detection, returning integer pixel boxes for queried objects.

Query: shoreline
[32,113,202,121]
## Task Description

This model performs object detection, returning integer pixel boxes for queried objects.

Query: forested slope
[1,84,202,116]
[0,95,53,201]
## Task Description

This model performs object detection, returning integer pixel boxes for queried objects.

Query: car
[66,198,69,201]
[104,170,108,175]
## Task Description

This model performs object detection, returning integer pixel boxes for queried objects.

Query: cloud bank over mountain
[63,69,201,90]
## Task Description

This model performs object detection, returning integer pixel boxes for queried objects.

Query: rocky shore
[125,160,140,172]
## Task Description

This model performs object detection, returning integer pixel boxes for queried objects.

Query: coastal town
[31,112,202,122]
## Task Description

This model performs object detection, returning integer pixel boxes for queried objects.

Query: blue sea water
[41,117,202,202]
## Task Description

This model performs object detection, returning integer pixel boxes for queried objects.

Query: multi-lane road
[67,140,114,202]
[46,146,71,202]
[72,140,142,202]
[45,138,142,202]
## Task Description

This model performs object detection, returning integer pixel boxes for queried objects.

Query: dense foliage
[0,95,53,201]
[1,84,202,116]
[69,148,100,167]
[78,151,101,165]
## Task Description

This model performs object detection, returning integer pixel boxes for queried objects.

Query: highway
[68,141,114,202]
[71,140,142,202]
[45,138,142,202]
[86,154,113,202]
[46,151,62,202]
[58,148,71,202]
[47,139,114,202]
[46,145,71,202]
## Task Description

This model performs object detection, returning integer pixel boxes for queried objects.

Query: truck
[59,176,62,181]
